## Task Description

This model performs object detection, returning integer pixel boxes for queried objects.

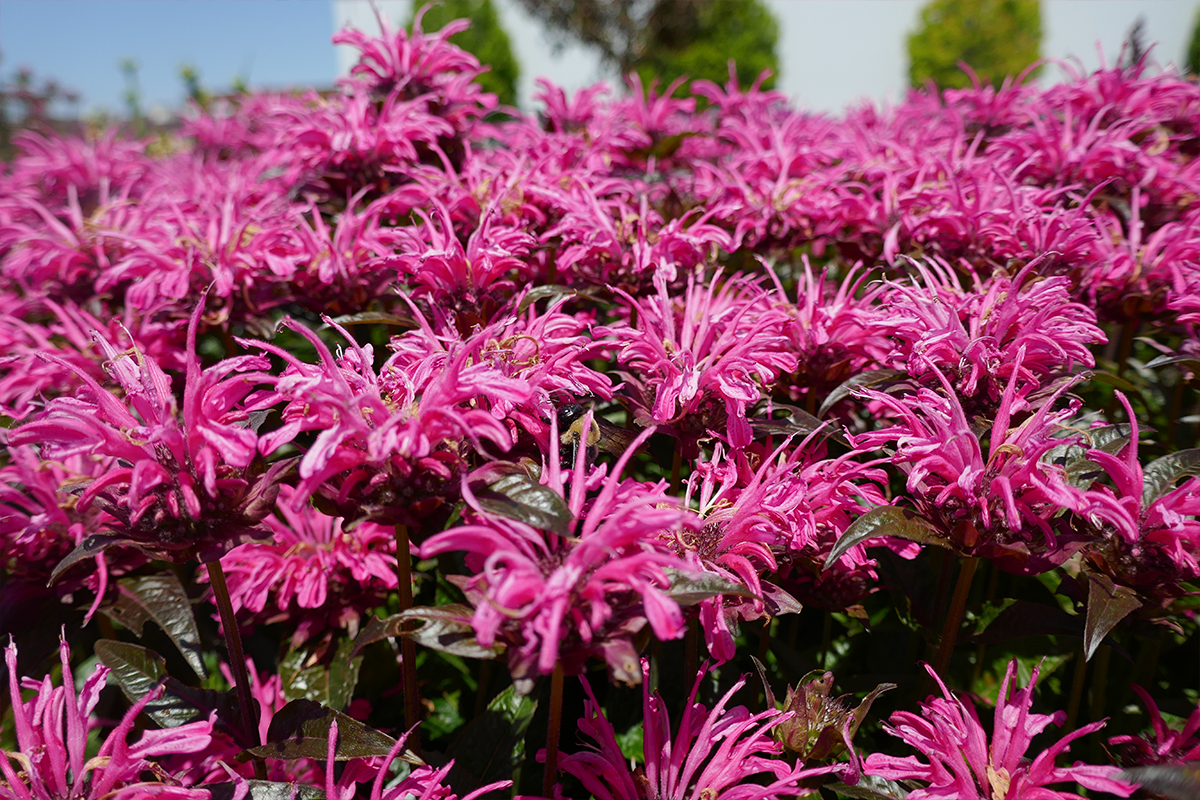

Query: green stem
[395,524,421,754]
[542,662,565,798]
[208,560,267,780]
[820,611,832,670]
[932,557,977,679]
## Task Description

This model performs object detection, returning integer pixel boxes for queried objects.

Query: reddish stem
[208,560,267,780]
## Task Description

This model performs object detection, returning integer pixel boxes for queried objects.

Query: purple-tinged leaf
[662,568,756,606]
[352,605,502,660]
[1084,573,1141,661]
[206,782,325,800]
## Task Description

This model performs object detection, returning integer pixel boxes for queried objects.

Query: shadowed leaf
[281,637,362,713]
[49,534,130,585]
[824,507,945,571]
[1084,573,1141,661]
[967,600,1082,645]
[749,403,845,445]
[249,699,421,764]
[103,572,206,679]
[323,312,414,329]
[445,685,537,790]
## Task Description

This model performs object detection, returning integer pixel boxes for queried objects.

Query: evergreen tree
[1186,4,1200,75]
[515,0,779,91]
[908,0,1041,89]
[413,0,520,107]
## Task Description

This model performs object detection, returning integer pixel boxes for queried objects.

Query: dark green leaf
[1089,371,1140,391]
[322,312,414,329]
[1142,449,1200,506]
[281,637,362,713]
[749,403,845,445]
[1119,764,1200,800]
[1145,353,1200,371]
[819,369,905,418]
[249,699,421,764]
[823,507,945,571]
[470,462,572,536]
[103,572,206,680]
[847,682,897,739]
[826,775,910,800]
[1084,573,1142,661]
[206,782,325,800]
[446,685,537,791]
[516,285,594,313]
[661,569,756,606]
[95,639,166,704]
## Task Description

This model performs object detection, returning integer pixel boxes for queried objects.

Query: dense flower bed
[3,11,1200,800]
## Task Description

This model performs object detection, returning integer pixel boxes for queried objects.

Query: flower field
[3,11,1200,800]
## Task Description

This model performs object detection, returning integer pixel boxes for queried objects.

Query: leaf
[1119,764,1200,800]
[848,681,897,738]
[445,685,537,790]
[1141,449,1200,506]
[322,311,414,329]
[759,581,804,616]
[95,640,245,739]
[281,637,363,713]
[823,507,945,571]
[470,462,573,536]
[95,639,166,704]
[1083,573,1142,661]
[749,403,845,445]
[1089,370,1140,391]
[819,369,904,418]
[103,572,206,680]
[206,782,325,800]
[352,605,503,661]
[661,569,756,606]
[516,285,594,312]
[967,600,1082,646]
[1145,353,1200,371]
[249,699,421,764]
[751,655,777,709]
[49,534,129,585]
[826,775,910,800]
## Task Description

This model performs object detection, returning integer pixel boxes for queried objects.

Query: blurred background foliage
[907,0,1043,89]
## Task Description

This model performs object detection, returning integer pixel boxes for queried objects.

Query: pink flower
[421,417,698,690]
[849,361,1086,573]
[8,298,282,566]
[250,314,530,527]
[1,638,213,800]
[865,660,1135,800]
[560,659,831,800]
[599,271,797,455]
[211,485,400,645]
[1110,685,1200,768]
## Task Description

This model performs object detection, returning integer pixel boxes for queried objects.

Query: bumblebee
[557,403,637,460]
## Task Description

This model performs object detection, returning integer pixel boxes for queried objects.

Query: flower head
[560,659,831,800]
[2,638,213,800]
[864,660,1135,799]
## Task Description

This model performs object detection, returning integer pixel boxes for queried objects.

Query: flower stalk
[207,559,267,780]
[932,556,977,678]
[395,523,421,753]
[542,661,565,797]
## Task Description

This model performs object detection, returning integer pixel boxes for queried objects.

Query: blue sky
[1,1,1197,117]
